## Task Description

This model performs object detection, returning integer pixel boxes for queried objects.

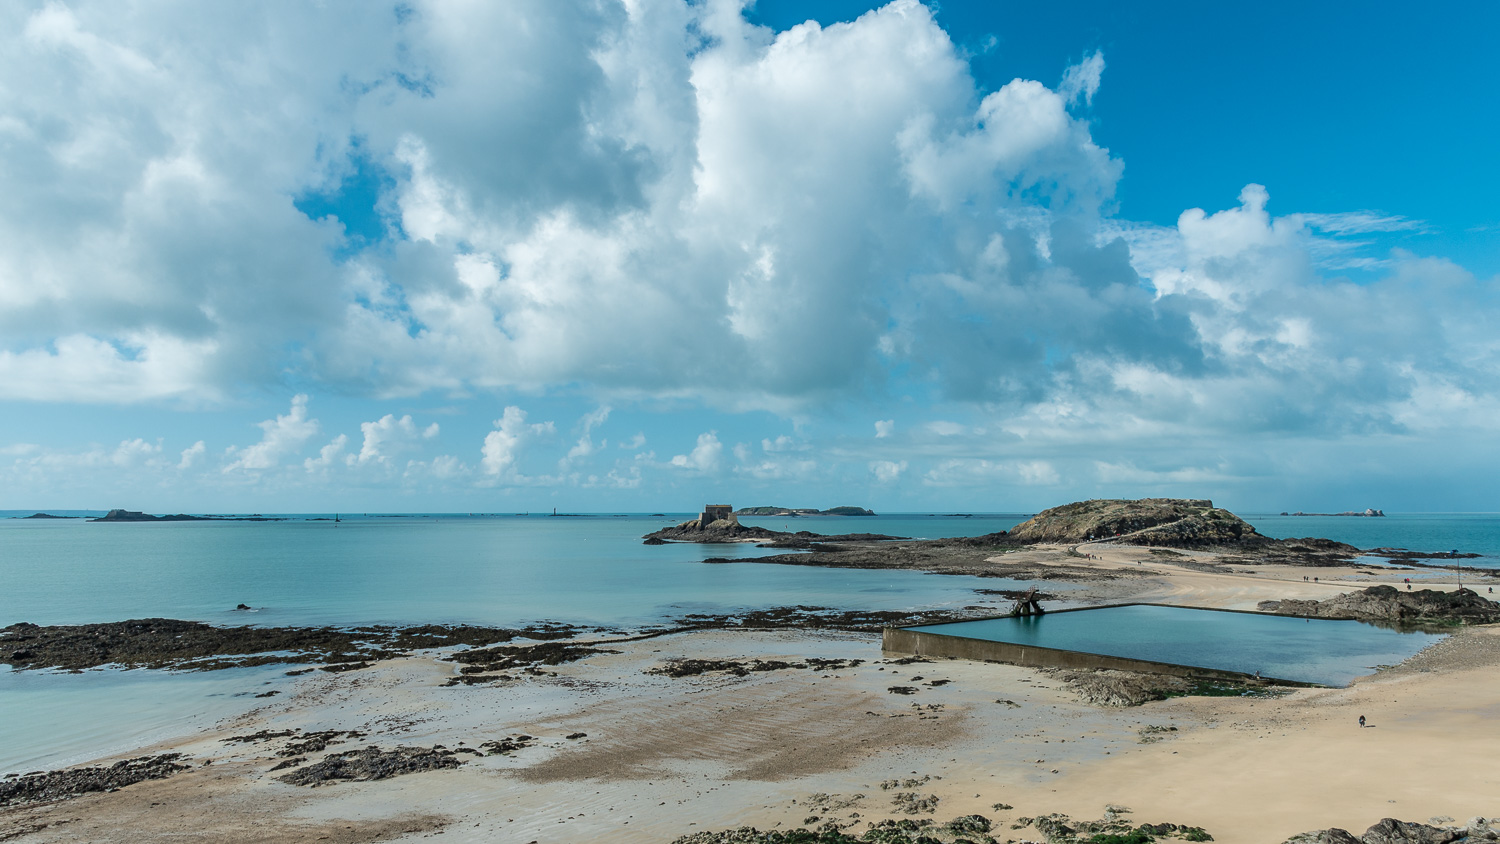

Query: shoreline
[4,544,1499,843]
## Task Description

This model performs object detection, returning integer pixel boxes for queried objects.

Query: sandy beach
[4,544,1498,844]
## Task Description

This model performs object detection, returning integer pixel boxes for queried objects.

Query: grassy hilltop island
[1008,498,1267,548]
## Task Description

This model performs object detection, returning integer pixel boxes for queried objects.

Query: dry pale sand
[4,548,1498,844]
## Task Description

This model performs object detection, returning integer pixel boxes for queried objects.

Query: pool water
[904,604,1446,686]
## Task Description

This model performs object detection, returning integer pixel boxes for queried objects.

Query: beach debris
[0,754,190,807]
[886,686,918,695]
[276,745,461,787]
[879,776,932,790]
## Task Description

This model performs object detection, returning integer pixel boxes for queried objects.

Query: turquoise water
[1243,513,1500,569]
[0,513,1030,774]
[906,604,1446,686]
[0,513,1028,629]
[1,511,1489,774]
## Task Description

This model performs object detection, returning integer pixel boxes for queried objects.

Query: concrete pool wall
[883,603,1322,687]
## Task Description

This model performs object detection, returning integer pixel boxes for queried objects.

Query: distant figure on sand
[1358,715,1366,728]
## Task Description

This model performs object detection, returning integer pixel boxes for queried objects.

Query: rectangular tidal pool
[903,604,1447,686]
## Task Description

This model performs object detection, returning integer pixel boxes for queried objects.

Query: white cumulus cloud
[481,406,555,477]
[671,432,723,473]
[224,395,318,472]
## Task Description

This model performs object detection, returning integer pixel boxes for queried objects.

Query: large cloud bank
[1,0,1496,507]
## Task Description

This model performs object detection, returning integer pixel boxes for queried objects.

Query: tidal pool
[904,604,1446,686]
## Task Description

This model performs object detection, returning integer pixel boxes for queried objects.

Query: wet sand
[4,546,1498,843]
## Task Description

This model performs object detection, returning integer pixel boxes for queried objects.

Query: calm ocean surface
[2,510,1492,774]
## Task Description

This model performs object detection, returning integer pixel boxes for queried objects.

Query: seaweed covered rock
[1266,586,1500,625]
[276,745,461,786]
[1282,816,1493,843]
[1009,499,1265,549]
[0,755,190,807]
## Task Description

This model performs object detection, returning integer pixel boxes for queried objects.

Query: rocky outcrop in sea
[643,514,900,544]
[1260,585,1500,625]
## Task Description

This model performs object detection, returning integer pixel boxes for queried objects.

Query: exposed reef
[1281,509,1386,517]
[275,745,462,787]
[0,754,190,807]
[0,619,583,672]
[1259,585,1500,626]
[0,607,971,676]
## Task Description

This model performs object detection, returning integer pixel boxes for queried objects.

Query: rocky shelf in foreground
[1284,816,1499,843]
[1259,585,1500,626]
[0,755,190,808]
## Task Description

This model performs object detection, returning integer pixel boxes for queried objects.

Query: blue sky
[1,0,1496,514]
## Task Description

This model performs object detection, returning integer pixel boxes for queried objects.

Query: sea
[2,510,1496,775]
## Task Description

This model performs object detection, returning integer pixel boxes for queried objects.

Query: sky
[1,0,1497,514]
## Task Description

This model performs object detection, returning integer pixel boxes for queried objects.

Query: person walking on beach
[1358,715,1366,728]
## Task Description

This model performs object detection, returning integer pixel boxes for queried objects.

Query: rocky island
[733,505,877,516]
[89,509,285,522]
[644,504,900,544]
